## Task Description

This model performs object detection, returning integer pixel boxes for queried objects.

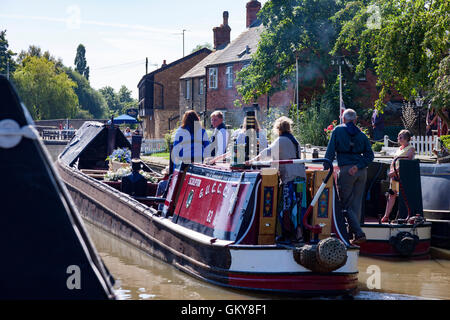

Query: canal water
[85,222,450,300]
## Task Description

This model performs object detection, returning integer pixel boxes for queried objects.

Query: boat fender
[293,237,347,273]
[389,232,419,256]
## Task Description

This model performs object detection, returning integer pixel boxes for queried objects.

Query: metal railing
[41,129,76,140]
[141,138,166,155]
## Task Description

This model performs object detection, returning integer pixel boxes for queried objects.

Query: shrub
[372,141,384,152]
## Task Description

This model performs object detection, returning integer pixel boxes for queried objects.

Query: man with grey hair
[325,108,374,245]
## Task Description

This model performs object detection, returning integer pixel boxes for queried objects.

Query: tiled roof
[180,49,224,79]
[181,20,265,80]
[138,47,211,87]
[206,21,264,66]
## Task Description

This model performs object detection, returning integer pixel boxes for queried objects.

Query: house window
[185,80,191,99]
[199,78,204,95]
[226,65,233,88]
[209,68,218,89]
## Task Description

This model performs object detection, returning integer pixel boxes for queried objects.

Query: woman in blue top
[171,110,209,169]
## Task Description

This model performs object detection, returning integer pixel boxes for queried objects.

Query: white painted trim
[361,223,431,241]
[229,248,359,274]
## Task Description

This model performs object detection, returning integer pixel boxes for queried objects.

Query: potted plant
[106,148,131,171]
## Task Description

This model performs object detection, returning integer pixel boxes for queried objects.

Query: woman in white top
[249,116,306,242]
[381,129,415,222]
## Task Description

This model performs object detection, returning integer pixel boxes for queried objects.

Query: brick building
[180,0,294,128]
[180,0,403,130]
[138,48,211,139]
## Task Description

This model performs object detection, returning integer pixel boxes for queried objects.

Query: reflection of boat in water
[0,75,116,299]
[360,159,432,257]
[56,121,359,297]
[420,163,450,249]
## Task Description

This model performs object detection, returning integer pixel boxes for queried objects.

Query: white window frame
[226,65,233,88]
[185,79,191,99]
[199,78,204,95]
[209,68,218,89]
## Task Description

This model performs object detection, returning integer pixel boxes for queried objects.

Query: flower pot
[109,160,130,171]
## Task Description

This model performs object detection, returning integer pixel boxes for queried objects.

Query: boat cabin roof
[59,121,131,168]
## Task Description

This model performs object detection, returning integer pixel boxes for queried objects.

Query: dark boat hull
[360,222,432,258]
[420,163,450,249]
[57,160,359,295]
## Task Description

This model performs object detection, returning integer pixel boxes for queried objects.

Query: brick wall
[206,62,295,128]
[142,50,210,138]
[179,77,207,118]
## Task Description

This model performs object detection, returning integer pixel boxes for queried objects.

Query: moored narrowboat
[359,158,432,258]
[56,122,359,296]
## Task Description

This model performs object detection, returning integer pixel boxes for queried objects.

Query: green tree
[13,56,78,120]
[99,86,122,115]
[333,0,450,118]
[16,45,64,70]
[0,30,17,77]
[118,85,138,114]
[74,44,90,80]
[191,43,212,53]
[65,67,108,118]
[237,0,344,104]
[431,55,450,125]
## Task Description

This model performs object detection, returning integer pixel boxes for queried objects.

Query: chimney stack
[246,0,261,28]
[213,11,231,49]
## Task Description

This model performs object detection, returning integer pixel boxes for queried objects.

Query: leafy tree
[333,0,450,119]
[16,45,64,69]
[74,44,89,80]
[431,55,450,125]
[237,0,344,104]
[191,43,212,53]
[0,30,17,76]
[13,56,78,120]
[65,67,108,118]
[118,85,138,113]
[99,86,122,115]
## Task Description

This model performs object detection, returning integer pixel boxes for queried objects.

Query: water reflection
[85,222,449,300]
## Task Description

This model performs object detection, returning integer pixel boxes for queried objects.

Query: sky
[1,0,268,99]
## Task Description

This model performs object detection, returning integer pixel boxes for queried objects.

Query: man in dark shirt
[121,159,147,197]
[325,109,374,245]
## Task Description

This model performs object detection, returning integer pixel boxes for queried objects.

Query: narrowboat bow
[56,123,359,296]
[0,75,116,299]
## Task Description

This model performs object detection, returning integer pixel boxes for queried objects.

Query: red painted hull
[226,272,358,294]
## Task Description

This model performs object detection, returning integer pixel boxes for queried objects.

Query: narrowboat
[0,75,116,299]
[420,162,450,249]
[359,158,432,258]
[56,121,359,296]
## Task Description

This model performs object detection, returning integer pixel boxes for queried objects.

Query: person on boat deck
[248,116,306,243]
[171,110,209,170]
[426,107,438,136]
[381,130,415,223]
[206,116,268,164]
[325,109,374,246]
[205,111,229,159]
[121,159,147,197]
[124,127,132,138]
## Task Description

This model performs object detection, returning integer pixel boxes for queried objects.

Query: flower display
[103,166,159,183]
[324,120,338,140]
[106,148,132,164]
